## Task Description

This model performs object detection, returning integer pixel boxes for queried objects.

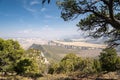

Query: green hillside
[43,45,81,57]
[29,44,81,61]
[29,44,60,61]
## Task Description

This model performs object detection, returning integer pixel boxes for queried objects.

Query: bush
[14,58,39,76]
[48,53,102,74]
[99,48,118,72]
[14,59,32,75]
[93,59,101,73]
[59,53,82,73]
[116,57,120,70]
[80,58,96,74]
[59,59,74,73]
[48,63,60,74]
[0,39,24,74]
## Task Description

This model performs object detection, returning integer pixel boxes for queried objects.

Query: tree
[80,58,96,74]
[0,39,24,74]
[115,56,120,70]
[14,58,39,76]
[99,48,118,72]
[93,59,101,73]
[55,0,120,46]
[14,59,32,75]
[59,53,76,73]
[42,0,50,4]
[59,53,82,73]
[48,62,60,74]
[26,49,48,74]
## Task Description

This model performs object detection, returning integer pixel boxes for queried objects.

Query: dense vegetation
[48,50,120,75]
[0,38,120,79]
[0,39,44,77]
[0,38,24,74]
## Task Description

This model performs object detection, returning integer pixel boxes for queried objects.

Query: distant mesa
[48,40,106,50]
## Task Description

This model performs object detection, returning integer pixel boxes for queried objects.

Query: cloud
[21,0,47,18]
[30,0,40,6]
[15,26,79,40]
[22,0,41,13]
[24,7,37,12]
[41,8,46,12]
[44,15,60,20]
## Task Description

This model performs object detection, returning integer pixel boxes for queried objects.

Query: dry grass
[0,71,119,80]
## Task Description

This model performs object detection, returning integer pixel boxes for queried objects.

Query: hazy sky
[0,0,82,39]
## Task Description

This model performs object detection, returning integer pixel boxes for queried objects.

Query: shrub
[80,58,96,74]
[116,57,120,70]
[0,39,24,74]
[99,48,118,72]
[93,59,101,73]
[59,53,82,73]
[48,63,60,74]
[14,58,39,76]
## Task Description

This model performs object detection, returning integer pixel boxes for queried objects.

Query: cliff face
[48,40,106,49]
[29,44,61,61]
[28,43,103,61]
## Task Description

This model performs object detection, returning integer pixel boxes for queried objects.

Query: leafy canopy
[99,48,119,71]
[43,0,120,46]
[0,38,24,73]
[58,0,120,46]
[42,0,50,4]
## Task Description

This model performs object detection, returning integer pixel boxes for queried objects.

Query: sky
[0,0,82,40]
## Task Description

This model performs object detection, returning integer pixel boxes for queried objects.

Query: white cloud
[22,0,41,13]
[24,7,37,12]
[44,15,60,20]
[30,0,40,6]
[15,27,79,40]
[21,0,47,18]
[41,8,46,12]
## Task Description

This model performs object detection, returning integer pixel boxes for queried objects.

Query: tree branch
[101,0,109,5]
[108,0,115,20]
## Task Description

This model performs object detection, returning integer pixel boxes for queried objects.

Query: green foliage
[60,53,82,73]
[51,50,119,74]
[14,59,32,74]
[0,38,40,76]
[42,0,50,4]
[74,57,82,71]
[48,53,82,74]
[0,38,24,73]
[80,58,96,74]
[57,0,120,46]
[115,57,120,70]
[99,48,118,72]
[62,57,99,74]
[48,53,102,74]
[14,58,39,75]
[59,58,74,73]
[1,37,119,77]
[48,62,60,74]
[29,44,61,61]
[93,59,101,73]
[26,49,48,74]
